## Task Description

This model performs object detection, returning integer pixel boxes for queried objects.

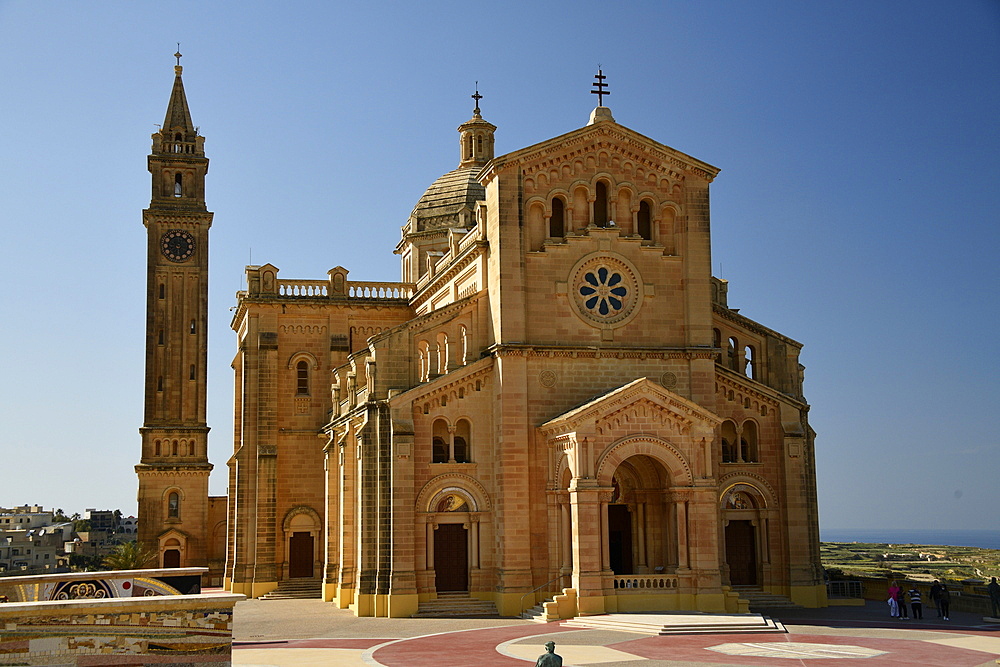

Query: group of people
[888,580,949,620]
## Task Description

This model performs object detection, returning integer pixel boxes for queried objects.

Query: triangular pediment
[486,119,720,184]
[539,377,722,438]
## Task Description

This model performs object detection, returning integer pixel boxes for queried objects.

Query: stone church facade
[139,64,826,617]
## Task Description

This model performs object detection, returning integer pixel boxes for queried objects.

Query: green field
[822,542,1000,582]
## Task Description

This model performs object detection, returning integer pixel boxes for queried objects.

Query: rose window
[579,267,628,316]
[568,253,644,328]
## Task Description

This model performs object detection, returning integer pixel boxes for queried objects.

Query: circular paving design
[706,641,887,659]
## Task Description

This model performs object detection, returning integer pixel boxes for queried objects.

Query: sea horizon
[820,528,1000,550]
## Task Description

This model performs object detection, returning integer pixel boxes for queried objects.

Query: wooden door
[725,520,757,585]
[163,549,180,568]
[289,532,314,578]
[608,504,633,574]
[434,524,468,591]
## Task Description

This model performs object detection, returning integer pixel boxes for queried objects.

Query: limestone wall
[0,592,243,665]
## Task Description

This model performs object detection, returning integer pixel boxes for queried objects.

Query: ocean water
[820,528,1000,550]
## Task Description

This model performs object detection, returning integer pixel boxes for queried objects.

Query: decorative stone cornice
[713,303,802,348]
[715,366,806,411]
[489,343,715,361]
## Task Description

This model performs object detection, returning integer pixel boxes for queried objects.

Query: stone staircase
[733,587,803,612]
[412,592,500,618]
[521,598,557,623]
[258,577,322,600]
[562,612,786,635]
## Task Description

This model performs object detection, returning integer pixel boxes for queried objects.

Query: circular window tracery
[568,253,643,328]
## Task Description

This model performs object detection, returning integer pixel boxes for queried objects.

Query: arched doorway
[606,455,673,575]
[721,485,768,587]
[283,507,320,579]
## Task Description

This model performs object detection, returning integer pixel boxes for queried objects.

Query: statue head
[544,641,556,653]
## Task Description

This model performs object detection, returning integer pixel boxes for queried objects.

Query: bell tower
[136,53,214,568]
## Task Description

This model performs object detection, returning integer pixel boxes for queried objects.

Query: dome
[410,166,485,231]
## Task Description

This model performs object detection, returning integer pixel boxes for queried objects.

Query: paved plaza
[231,598,1000,666]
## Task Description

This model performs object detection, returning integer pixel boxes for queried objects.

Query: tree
[102,541,157,571]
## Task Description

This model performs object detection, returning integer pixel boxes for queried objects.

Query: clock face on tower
[161,230,195,262]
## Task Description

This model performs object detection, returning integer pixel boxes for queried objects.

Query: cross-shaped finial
[174,44,182,66]
[591,67,610,106]
[472,82,483,114]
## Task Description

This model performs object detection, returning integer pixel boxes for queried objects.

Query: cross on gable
[591,68,610,106]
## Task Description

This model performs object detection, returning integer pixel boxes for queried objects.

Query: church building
[138,62,826,618]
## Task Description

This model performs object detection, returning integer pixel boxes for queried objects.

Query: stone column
[676,500,689,569]
[570,481,606,615]
[636,502,647,570]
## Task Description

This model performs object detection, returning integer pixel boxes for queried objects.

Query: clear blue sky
[0,1,997,531]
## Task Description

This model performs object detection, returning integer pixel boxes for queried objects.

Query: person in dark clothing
[897,586,909,619]
[939,585,951,621]
[908,585,923,619]
[988,577,1000,618]
[930,580,943,617]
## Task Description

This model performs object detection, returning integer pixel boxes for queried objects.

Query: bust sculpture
[535,640,562,666]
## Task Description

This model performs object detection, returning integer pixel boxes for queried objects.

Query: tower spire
[163,49,196,138]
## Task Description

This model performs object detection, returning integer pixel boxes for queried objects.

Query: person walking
[987,577,1000,619]
[930,580,943,617]
[908,585,923,620]
[939,584,951,621]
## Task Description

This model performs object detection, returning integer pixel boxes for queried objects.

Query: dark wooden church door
[434,524,468,591]
[289,532,314,578]
[725,520,757,585]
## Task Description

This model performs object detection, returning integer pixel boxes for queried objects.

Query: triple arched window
[721,419,759,463]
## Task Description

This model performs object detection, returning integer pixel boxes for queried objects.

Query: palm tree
[102,541,157,571]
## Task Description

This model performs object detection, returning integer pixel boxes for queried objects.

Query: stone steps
[562,612,786,635]
[413,592,500,618]
[258,578,322,600]
[521,601,556,623]
[733,587,804,611]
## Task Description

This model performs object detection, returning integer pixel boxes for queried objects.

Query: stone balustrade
[612,574,679,591]
[278,279,329,297]
[347,281,413,299]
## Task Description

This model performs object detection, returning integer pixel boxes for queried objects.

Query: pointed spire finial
[471,82,483,117]
[591,66,610,106]
[174,44,183,76]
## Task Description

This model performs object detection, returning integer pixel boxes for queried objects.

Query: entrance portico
[540,378,739,615]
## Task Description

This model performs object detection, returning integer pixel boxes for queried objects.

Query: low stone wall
[0,592,244,665]
[0,568,207,602]
[846,575,993,616]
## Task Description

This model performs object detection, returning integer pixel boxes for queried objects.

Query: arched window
[158,329,164,346]
[721,420,738,463]
[436,332,449,375]
[460,325,468,365]
[550,197,565,238]
[189,364,196,381]
[466,135,473,160]
[174,173,182,197]
[727,337,740,372]
[418,341,430,382]
[157,376,163,392]
[296,360,309,395]
[154,440,161,456]
[432,419,449,463]
[477,135,483,154]
[454,419,471,463]
[172,440,178,456]
[189,320,196,334]
[158,283,165,299]
[744,345,756,379]
[594,181,609,227]
[637,200,652,240]
[742,420,759,462]
[167,492,179,518]
[713,329,723,363]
